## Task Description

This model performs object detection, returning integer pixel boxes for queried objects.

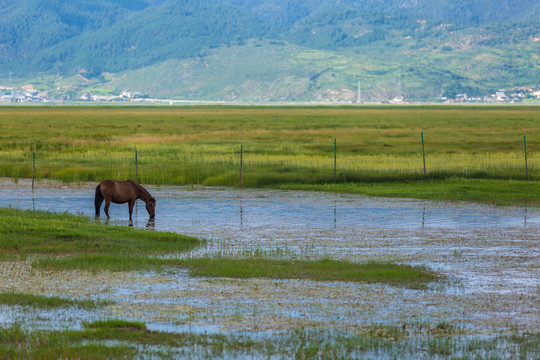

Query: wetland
[0,178,538,358]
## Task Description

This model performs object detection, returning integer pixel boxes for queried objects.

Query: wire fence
[0,134,536,188]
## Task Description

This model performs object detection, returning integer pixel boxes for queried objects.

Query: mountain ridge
[1,0,539,101]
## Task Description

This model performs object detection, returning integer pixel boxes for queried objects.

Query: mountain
[1,0,539,102]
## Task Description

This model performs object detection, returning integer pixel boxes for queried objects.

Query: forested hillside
[1,0,539,101]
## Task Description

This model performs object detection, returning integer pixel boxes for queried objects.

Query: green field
[0,105,539,204]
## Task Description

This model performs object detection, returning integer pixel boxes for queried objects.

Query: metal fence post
[135,146,139,183]
[239,145,243,188]
[32,149,36,192]
[524,136,528,181]
[334,138,337,184]
[421,132,426,180]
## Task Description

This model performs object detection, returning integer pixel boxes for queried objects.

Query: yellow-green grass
[0,106,537,151]
[0,105,538,198]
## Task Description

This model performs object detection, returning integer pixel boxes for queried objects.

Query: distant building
[456,93,468,102]
[120,89,132,98]
[390,96,406,104]
[495,91,509,102]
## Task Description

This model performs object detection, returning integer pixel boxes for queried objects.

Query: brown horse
[95,180,156,222]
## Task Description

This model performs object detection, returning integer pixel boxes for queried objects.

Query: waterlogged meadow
[0,182,539,358]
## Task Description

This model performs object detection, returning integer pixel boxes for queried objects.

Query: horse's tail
[94,184,103,217]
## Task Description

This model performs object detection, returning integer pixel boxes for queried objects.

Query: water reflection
[239,197,244,231]
[334,201,337,229]
[146,218,155,229]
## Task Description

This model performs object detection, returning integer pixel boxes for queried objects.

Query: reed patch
[0,322,538,359]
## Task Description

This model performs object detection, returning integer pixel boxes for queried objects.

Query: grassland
[0,105,538,204]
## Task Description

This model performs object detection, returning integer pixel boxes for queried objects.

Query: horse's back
[98,179,137,203]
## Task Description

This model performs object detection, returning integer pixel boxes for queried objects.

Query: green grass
[172,258,439,289]
[83,319,147,331]
[0,207,202,257]
[278,178,540,206]
[0,321,538,359]
[0,291,107,309]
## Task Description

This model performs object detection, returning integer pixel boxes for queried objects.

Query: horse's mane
[128,180,156,203]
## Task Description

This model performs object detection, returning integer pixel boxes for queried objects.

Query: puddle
[0,181,538,337]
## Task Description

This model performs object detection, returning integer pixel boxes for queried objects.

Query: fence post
[239,145,243,188]
[334,138,337,184]
[135,146,139,183]
[32,148,36,192]
[524,136,528,181]
[421,132,426,180]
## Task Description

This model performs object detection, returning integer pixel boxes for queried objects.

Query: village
[1,84,540,104]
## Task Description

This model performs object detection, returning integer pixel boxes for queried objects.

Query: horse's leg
[95,197,104,217]
[94,185,104,217]
[128,199,135,222]
[104,199,111,219]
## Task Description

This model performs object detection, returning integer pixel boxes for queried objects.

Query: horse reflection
[146,218,156,229]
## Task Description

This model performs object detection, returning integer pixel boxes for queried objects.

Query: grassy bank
[278,178,540,206]
[0,208,202,258]
[0,319,538,359]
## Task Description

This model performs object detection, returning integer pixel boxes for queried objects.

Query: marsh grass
[0,323,137,359]
[0,291,107,309]
[172,257,439,289]
[83,319,147,331]
[0,321,538,359]
[36,256,439,289]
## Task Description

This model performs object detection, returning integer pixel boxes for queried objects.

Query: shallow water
[0,183,538,336]
[2,186,536,232]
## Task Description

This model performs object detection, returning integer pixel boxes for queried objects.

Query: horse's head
[146,197,156,219]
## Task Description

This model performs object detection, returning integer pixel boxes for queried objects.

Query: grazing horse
[95,180,156,222]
